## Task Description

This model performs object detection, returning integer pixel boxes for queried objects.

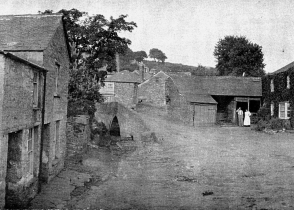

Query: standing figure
[236,107,244,127]
[244,109,251,127]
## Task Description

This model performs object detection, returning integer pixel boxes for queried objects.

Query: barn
[167,74,218,126]
[169,73,262,125]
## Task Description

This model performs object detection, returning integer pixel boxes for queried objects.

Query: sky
[0,0,294,73]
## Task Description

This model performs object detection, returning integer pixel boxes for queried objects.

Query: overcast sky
[1,0,293,73]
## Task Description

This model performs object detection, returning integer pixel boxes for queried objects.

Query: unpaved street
[31,109,294,209]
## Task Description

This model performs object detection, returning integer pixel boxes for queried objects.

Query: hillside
[118,48,218,76]
[142,60,218,76]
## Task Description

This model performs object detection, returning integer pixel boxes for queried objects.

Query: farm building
[262,61,294,127]
[0,14,70,208]
[169,74,262,125]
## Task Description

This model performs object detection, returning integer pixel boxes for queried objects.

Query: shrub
[257,106,271,121]
[255,120,270,131]
[269,118,284,130]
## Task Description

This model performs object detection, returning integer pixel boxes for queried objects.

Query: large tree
[149,48,167,63]
[39,9,137,113]
[213,36,265,77]
[133,50,147,62]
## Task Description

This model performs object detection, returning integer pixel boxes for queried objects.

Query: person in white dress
[244,109,251,127]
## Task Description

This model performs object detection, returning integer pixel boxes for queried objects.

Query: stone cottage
[262,61,294,126]
[0,14,70,208]
[100,70,141,108]
[138,71,180,107]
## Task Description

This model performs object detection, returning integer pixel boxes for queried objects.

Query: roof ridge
[0,13,63,18]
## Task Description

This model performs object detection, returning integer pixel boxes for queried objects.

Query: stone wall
[114,83,138,108]
[0,56,43,208]
[168,96,194,126]
[138,75,166,106]
[66,115,90,157]
[95,102,149,141]
[165,77,180,106]
[42,21,70,182]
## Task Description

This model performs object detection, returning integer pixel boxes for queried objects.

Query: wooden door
[193,104,216,126]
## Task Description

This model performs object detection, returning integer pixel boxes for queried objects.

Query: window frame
[55,62,60,96]
[27,127,37,178]
[53,120,61,160]
[270,102,274,116]
[279,101,291,119]
[287,75,290,89]
[270,79,274,92]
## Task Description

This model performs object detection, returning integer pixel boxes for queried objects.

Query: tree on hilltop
[213,35,265,77]
[149,48,167,63]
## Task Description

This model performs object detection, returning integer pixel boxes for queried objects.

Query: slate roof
[269,61,294,75]
[105,70,141,83]
[168,73,262,97]
[0,14,64,51]
[183,93,218,104]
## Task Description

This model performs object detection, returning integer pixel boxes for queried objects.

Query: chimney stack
[139,63,144,81]
[115,52,120,72]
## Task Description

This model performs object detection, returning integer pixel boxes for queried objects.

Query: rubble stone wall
[66,115,90,157]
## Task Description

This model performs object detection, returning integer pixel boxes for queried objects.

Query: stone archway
[109,116,120,137]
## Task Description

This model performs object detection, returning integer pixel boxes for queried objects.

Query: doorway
[236,102,248,112]
[109,116,120,137]
[5,130,23,209]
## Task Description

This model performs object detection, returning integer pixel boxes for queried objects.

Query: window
[27,127,37,176]
[279,102,291,119]
[287,75,290,89]
[270,102,274,116]
[53,121,60,159]
[33,72,41,107]
[270,79,274,92]
[55,63,60,95]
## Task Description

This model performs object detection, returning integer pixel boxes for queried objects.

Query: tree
[133,51,147,62]
[149,48,167,63]
[213,36,265,77]
[39,9,137,112]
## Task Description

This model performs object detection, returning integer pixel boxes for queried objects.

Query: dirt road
[30,109,294,209]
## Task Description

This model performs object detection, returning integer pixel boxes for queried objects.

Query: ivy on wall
[262,67,294,126]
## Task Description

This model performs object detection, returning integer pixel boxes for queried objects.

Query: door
[193,104,216,126]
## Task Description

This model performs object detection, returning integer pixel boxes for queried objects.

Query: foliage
[269,118,284,130]
[149,48,167,63]
[262,67,294,127]
[133,51,147,62]
[257,106,270,121]
[39,9,137,115]
[255,120,270,131]
[214,35,265,77]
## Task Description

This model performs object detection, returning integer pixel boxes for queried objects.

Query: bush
[255,120,270,131]
[257,106,271,121]
[269,118,284,130]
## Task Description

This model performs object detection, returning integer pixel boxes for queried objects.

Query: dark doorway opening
[5,130,23,209]
[249,100,260,113]
[236,102,248,112]
[109,116,120,137]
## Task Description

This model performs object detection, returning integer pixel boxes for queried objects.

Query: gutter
[38,72,47,193]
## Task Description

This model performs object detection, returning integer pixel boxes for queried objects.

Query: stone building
[100,70,141,108]
[138,71,180,107]
[262,61,294,126]
[0,14,70,208]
